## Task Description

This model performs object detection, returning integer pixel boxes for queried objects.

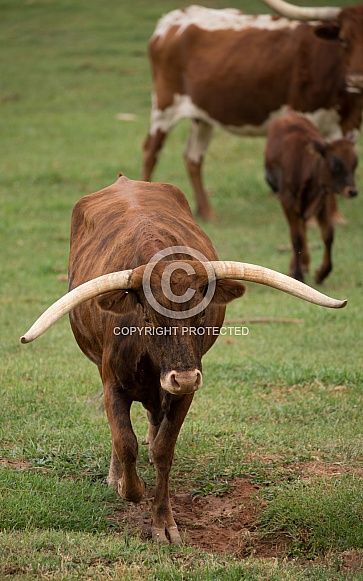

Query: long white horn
[211,261,347,309]
[20,270,133,344]
[261,0,339,21]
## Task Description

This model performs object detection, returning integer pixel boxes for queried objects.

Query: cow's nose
[348,188,358,198]
[161,369,203,394]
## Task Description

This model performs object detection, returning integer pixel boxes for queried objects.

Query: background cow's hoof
[315,272,325,284]
[289,269,304,283]
[315,267,331,284]
[196,206,216,222]
[152,525,182,545]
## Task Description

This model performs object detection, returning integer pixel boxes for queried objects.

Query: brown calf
[265,111,358,283]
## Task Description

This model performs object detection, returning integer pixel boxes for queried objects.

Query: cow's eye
[329,156,343,175]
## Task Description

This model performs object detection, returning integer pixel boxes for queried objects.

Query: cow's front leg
[315,200,334,284]
[104,383,144,503]
[150,393,194,544]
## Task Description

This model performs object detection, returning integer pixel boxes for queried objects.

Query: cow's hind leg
[144,414,160,465]
[104,382,144,503]
[151,393,194,545]
[184,119,215,221]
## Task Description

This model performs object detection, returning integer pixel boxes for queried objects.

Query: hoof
[117,476,145,503]
[152,525,182,545]
[196,210,216,222]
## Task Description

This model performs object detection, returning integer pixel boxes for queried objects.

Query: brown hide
[265,112,358,283]
[68,174,245,544]
[68,176,238,364]
[316,6,363,93]
[141,5,363,220]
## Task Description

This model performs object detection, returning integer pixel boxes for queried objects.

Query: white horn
[262,0,339,21]
[211,261,347,309]
[20,270,133,344]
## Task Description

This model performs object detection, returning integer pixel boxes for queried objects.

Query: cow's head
[315,7,363,94]
[20,260,347,392]
[312,134,358,198]
[97,260,245,395]
[326,137,358,198]
[262,0,363,94]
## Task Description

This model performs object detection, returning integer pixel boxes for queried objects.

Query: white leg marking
[184,120,214,164]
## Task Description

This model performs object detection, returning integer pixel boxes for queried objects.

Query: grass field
[1,0,363,579]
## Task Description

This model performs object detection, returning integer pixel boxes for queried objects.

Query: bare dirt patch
[112,477,291,557]
[293,461,363,480]
[0,458,32,470]
[111,461,363,557]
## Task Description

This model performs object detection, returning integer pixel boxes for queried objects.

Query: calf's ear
[312,140,327,157]
[345,131,357,144]
[211,280,246,306]
[97,290,139,314]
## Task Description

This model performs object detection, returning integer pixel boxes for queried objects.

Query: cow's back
[148,7,349,131]
[69,175,218,287]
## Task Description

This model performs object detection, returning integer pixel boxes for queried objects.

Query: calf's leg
[315,200,334,284]
[282,204,308,282]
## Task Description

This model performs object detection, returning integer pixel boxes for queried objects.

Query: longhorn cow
[21,175,347,544]
[141,0,363,220]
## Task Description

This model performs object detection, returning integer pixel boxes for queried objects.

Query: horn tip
[20,334,31,344]
[337,299,348,309]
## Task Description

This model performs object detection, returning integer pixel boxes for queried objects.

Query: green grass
[259,476,363,557]
[1,0,363,579]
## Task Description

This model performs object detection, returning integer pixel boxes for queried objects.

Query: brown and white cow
[265,111,358,283]
[141,0,363,220]
[21,175,346,544]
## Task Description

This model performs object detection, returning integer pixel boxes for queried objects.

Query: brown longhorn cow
[21,175,347,544]
[265,111,358,283]
[141,0,363,220]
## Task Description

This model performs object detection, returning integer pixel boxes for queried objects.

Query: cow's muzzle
[160,369,202,395]
[346,74,363,94]
[342,186,358,199]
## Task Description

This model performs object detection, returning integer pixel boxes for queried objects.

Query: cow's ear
[314,23,340,41]
[97,290,139,314]
[211,280,246,306]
